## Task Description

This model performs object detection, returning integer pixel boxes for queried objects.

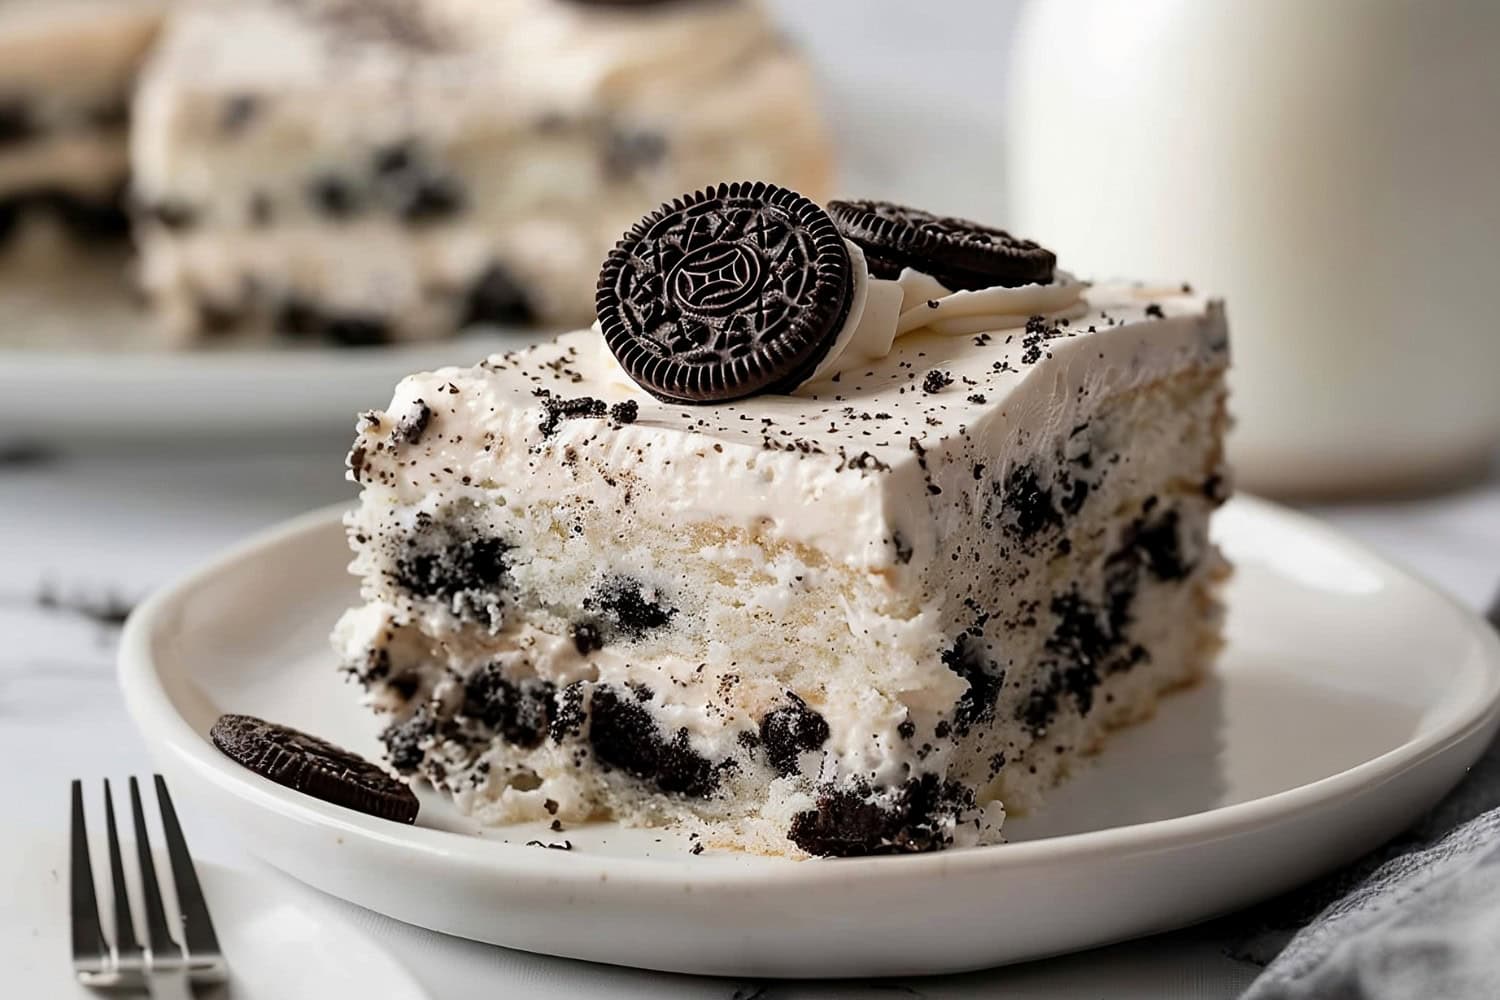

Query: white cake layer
[131,0,833,342]
[334,280,1230,855]
[0,0,163,128]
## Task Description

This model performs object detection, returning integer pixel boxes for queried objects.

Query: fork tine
[69,781,109,975]
[154,774,223,965]
[128,776,183,962]
[103,779,144,960]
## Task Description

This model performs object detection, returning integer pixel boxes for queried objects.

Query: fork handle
[143,967,195,1000]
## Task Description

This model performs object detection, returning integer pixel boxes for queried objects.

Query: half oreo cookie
[827,199,1056,290]
[597,180,853,403]
[210,713,420,824]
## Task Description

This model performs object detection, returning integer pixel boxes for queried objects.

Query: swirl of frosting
[799,241,1089,388]
[592,238,1088,397]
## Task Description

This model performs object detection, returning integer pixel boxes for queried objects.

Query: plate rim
[118,495,1500,889]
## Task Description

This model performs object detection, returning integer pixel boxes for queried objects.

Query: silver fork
[70,776,228,997]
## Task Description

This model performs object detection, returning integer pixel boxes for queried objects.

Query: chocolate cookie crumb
[922,370,953,394]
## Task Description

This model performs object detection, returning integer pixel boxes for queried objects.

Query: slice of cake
[130,0,832,346]
[0,0,163,265]
[334,182,1231,857]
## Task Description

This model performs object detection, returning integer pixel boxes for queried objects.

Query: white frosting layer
[362,283,1228,573]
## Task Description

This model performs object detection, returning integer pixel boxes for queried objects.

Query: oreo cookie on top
[827,199,1056,291]
[597,180,853,404]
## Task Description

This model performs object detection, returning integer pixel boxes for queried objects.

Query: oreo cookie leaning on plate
[597,180,853,404]
[210,713,419,824]
[827,199,1056,290]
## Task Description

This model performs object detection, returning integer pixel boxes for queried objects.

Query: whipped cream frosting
[803,242,1090,386]
[371,282,1227,574]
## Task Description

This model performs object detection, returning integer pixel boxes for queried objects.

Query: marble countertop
[3,445,1497,999]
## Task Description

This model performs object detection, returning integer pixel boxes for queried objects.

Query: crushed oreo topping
[922,369,953,394]
[538,393,607,436]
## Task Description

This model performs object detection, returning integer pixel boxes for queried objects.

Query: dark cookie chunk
[397,175,465,223]
[462,263,536,328]
[322,314,389,347]
[587,576,675,640]
[603,128,668,179]
[393,531,511,606]
[1000,463,1063,540]
[588,685,720,797]
[219,94,260,134]
[381,704,436,774]
[550,682,587,741]
[461,668,555,749]
[597,180,853,403]
[372,140,417,177]
[570,621,604,654]
[274,297,321,338]
[142,199,198,232]
[308,175,361,219]
[828,199,1055,290]
[390,399,432,446]
[271,296,390,346]
[0,99,37,147]
[787,774,972,857]
[50,188,132,241]
[921,369,953,394]
[942,634,1003,734]
[210,713,419,823]
[538,394,606,436]
[758,693,830,777]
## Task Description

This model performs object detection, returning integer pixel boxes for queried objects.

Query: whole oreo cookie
[210,713,419,824]
[827,199,1056,290]
[597,180,853,403]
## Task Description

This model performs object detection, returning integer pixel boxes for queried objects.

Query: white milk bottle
[1007,0,1500,496]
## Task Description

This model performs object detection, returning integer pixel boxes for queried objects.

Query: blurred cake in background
[131,0,833,347]
[0,0,163,267]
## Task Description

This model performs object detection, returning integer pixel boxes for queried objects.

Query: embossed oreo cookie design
[597,181,853,403]
[669,241,765,318]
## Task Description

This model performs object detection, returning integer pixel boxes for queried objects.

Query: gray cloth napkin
[1231,594,1500,1000]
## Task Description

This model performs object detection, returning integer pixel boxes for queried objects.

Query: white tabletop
[3,444,1497,999]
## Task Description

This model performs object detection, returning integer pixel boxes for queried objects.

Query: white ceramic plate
[0,266,540,442]
[118,497,1500,978]
[1,830,429,1000]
